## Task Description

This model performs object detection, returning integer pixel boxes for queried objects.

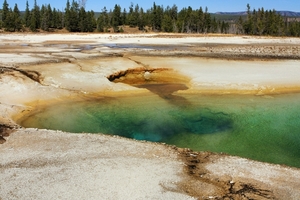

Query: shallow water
[20,89,300,168]
[104,43,190,51]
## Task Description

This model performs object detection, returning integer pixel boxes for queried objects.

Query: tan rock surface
[1,33,300,199]
[0,129,194,199]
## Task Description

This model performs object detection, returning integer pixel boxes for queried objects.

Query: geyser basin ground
[2,34,300,199]
[15,54,300,168]
[19,90,300,168]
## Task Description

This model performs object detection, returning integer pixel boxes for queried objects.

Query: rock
[144,71,151,80]
[0,136,5,144]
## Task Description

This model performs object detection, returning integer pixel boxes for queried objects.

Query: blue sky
[5,0,300,12]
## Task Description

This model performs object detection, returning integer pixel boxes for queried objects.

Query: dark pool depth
[20,88,300,168]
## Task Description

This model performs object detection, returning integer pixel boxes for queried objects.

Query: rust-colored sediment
[107,67,190,85]
[177,148,275,199]
[0,124,17,144]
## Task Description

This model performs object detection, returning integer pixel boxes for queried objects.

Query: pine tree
[64,0,71,30]
[33,0,40,29]
[41,4,52,31]
[133,4,140,27]
[221,21,229,33]
[111,4,121,32]
[97,6,109,32]
[203,7,211,33]
[47,4,53,28]
[121,8,126,25]
[40,5,46,30]
[57,10,63,29]
[257,8,265,35]
[30,0,40,31]
[4,8,13,31]
[127,3,135,27]
[78,7,86,32]
[211,17,218,33]
[244,4,254,34]
[24,0,31,27]
[177,8,187,33]
[184,7,193,32]
[13,3,22,31]
[65,0,80,32]
[190,8,199,32]
[137,7,146,31]
[170,5,178,32]
[86,11,96,32]
[151,3,163,31]
[197,7,204,33]
[30,11,37,31]
[78,7,87,32]
[2,0,9,28]
[275,12,285,36]
[52,8,58,28]
[162,13,173,32]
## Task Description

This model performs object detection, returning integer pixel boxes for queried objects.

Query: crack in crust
[177,148,275,199]
[0,66,43,84]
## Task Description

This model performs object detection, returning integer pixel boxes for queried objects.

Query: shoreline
[1,33,300,199]
[2,128,300,199]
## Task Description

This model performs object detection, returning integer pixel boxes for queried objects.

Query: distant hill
[215,12,247,15]
[215,11,300,17]
[278,11,300,17]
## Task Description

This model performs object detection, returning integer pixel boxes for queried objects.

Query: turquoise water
[20,90,300,168]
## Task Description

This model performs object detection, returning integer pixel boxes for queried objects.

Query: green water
[20,91,300,168]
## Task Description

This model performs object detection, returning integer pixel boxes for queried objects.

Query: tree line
[237,4,300,37]
[0,0,230,33]
[1,0,300,37]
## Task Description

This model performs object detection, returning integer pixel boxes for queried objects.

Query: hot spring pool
[19,90,300,168]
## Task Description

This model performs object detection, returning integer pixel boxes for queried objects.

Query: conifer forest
[1,0,300,36]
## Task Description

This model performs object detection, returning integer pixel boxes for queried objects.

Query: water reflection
[136,83,190,106]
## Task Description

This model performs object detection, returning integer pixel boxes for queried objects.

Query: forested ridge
[1,0,300,36]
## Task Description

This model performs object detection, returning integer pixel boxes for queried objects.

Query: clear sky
[4,0,300,13]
